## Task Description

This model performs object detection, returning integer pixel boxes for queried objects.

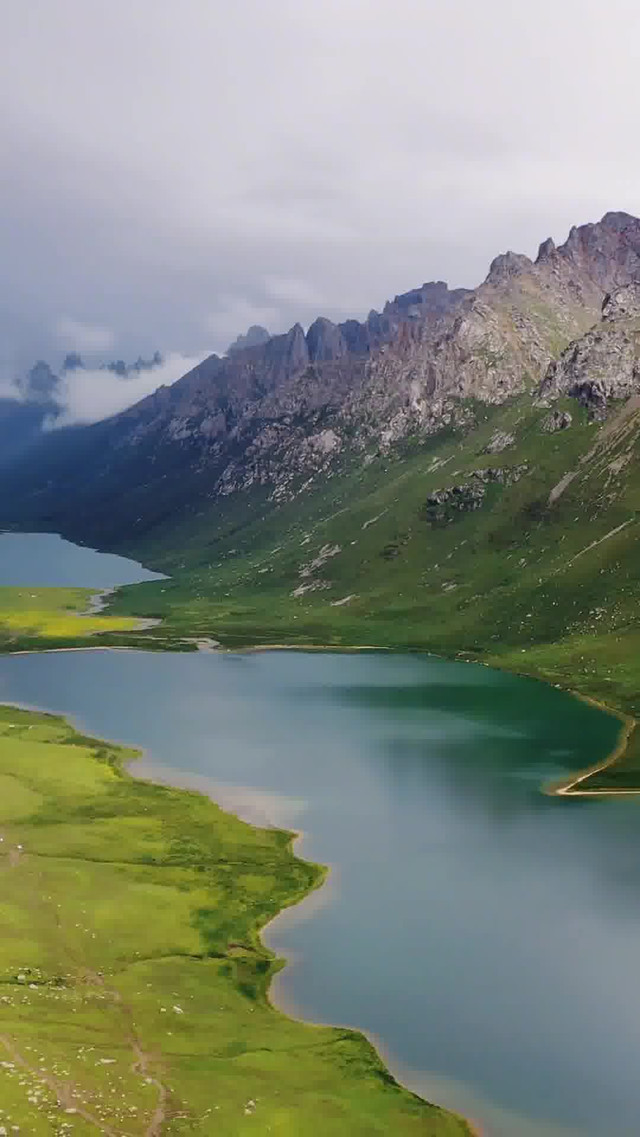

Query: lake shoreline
[0,685,475,1136]
[7,632,637,799]
[0,568,634,1134]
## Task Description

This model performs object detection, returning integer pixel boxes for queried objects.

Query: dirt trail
[130,1037,168,1137]
[0,1034,125,1136]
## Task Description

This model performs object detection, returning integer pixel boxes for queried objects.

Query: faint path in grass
[0,1033,124,1135]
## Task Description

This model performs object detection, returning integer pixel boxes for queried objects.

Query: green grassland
[0,589,142,652]
[0,703,469,1135]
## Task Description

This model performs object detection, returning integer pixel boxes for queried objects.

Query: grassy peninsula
[0,702,469,1135]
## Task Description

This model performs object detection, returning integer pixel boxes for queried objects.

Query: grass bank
[0,702,469,1135]
[0,588,141,650]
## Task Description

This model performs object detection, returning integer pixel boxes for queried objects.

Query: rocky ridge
[5,211,640,546]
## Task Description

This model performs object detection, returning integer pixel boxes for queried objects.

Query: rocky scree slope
[4,211,640,551]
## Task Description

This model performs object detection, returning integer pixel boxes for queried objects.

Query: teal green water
[0,537,639,1136]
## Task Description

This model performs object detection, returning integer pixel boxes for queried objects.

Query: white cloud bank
[50,351,210,427]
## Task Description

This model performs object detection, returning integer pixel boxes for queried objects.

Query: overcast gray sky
[2,0,640,416]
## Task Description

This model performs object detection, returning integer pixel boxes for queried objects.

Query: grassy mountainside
[99,385,640,790]
[0,703,468,1135]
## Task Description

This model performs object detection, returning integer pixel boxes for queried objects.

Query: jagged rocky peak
[272,322,309,379]
[384,280,471,319]
[599,210,638,232]
[227,324,271,355]
[535,237,557,263]
[557,211,640,291]
[306,317,347,362]
[485,250,533,283]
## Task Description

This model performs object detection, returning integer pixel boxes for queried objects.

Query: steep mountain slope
[4,211,640,550]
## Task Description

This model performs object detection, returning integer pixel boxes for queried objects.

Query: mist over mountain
[4,348,213,431]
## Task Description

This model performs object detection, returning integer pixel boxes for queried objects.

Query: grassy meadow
[0,703,469,1135]
[0,588,141,652]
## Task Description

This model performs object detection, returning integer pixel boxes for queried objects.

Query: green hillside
[94,389,640,791]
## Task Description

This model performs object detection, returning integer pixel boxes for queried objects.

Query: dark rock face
[306,318,347,362]
[536,238,557,263]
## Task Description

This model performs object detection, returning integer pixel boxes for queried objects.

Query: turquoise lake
[1,534,639,1136]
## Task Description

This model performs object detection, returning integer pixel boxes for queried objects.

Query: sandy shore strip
[544,691,639,796]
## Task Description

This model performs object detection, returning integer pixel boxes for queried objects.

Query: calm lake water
[1,536,639,1136]
[0,531,164,587]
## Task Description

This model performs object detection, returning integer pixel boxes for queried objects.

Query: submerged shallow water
[0,535,638,1136]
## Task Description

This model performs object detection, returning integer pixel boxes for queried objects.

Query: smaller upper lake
[0,532,164,588]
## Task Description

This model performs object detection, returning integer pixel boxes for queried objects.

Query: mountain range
[6,211,640,537]
[5,210,640,785]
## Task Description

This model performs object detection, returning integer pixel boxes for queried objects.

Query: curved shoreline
[2,629,637,1134]
[9,634,640,797]
[0,684,474,1135]
[543,692,638,796]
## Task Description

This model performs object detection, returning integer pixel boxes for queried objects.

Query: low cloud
[54,316,116,353]
[49,351,210,427]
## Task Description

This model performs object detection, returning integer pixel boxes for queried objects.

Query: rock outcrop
[541,409,573,432]
[482,430,515,453]
[425,465,528,525]
[539,282,640,418]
